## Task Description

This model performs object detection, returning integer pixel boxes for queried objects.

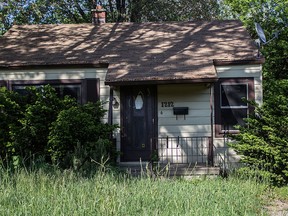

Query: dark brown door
[120,85,157,162]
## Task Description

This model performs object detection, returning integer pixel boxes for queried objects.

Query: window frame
[214,78,254,137]
[8,79,100,104]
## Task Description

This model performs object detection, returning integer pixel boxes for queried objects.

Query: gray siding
[158,84,212,138]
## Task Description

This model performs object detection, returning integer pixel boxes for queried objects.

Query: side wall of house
[214,64,263,165]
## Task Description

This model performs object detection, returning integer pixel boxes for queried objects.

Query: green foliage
[1,0,223,35]
[48,102,118,168]
[11,86,76,164]
[0,85,117,170]
[0,0,93,35]
[127,0,222,22]
[223,0,288,80]
[0,87,25,164]
[229,80,288,186]
[222,0,288,186]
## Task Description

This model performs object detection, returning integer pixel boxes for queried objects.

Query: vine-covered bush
[229,80,288,186]
[0,85,117,170]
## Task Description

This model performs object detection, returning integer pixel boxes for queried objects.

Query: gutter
[0,62,109,70]
[105,77,218,86]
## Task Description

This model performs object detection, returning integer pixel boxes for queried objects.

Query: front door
[120,85,157,162]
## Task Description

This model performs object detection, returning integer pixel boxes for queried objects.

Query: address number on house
[161,102,174,107]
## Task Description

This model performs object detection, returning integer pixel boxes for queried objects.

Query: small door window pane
[135,93,144,110]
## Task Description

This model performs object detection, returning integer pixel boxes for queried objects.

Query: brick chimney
[92,5,106,24]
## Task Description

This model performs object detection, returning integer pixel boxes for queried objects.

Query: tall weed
[0,167,268,216]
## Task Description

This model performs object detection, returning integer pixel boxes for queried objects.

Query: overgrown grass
[272,186,288,201]
[0,167,269,216]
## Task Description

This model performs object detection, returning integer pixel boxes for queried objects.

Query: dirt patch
[265,199,288,216]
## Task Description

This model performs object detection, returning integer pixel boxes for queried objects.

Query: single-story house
[0,18,264,167]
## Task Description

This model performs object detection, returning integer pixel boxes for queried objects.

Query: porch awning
[104,58,264,86]
[104,62,218,86]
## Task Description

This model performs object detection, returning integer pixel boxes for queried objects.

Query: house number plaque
[161,102,174,107]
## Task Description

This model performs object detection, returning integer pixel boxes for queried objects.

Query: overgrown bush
[48,102,118,169]
[229,80,288,186]
[11,86,76,164]
[0,85,117,170]
[0,87,24,164]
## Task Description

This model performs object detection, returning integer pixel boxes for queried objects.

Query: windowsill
[215,130,240,138]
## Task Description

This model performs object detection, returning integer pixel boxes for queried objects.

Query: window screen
[221,84,248,107]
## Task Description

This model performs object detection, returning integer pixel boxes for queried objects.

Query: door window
[134,92,144,110]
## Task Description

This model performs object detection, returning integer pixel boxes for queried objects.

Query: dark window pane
[13,85,36,96]
[221,84,247,107]
[13,88,29,96]
[0,81,6,87]
[13,84,81,103]
[221,108,247,130]
[53,86,61,97]
[52,85,81,103]
[62,85,80,99]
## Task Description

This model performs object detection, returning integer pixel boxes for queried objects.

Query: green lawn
[0,167,277,216]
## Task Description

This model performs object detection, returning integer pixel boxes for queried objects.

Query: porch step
[118,163,220,177]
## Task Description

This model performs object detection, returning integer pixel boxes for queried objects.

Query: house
[0,19,264,168]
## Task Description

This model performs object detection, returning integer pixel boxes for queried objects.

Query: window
[13,84,82,103]
[10,79,100,104]
[215,78,254,136]
[0,81,7,88]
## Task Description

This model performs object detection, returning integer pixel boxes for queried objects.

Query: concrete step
[118,163,220,177]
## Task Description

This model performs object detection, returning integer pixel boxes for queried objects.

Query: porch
[119,136,227,177]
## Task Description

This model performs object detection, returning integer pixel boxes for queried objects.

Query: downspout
[108,87,113,127]
[108,87,117,163]
[209,83,214,166]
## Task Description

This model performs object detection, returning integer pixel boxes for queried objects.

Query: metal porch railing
[155,136,213,165]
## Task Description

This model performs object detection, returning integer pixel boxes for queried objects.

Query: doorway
[120,85,157,162]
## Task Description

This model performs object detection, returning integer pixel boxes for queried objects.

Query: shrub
[229,80,288,186]
[0,85,117,170]
[48,102,118,169]
[10,85,76,164]
[0,87,23,164]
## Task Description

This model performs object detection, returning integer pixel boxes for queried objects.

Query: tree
[223,0,288,80]
[0,0,94,35]
[1,0,223,36]
[223,0,288,185]
[229,80,288,186]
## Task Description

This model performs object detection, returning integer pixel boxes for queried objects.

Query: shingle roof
[0,21,261,85]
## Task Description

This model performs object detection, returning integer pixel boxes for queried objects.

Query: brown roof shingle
[0,21,261,84]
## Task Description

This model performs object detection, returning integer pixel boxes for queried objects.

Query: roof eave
[0,62,109,70]
[105,77,218,86]
[213,58,265,66]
